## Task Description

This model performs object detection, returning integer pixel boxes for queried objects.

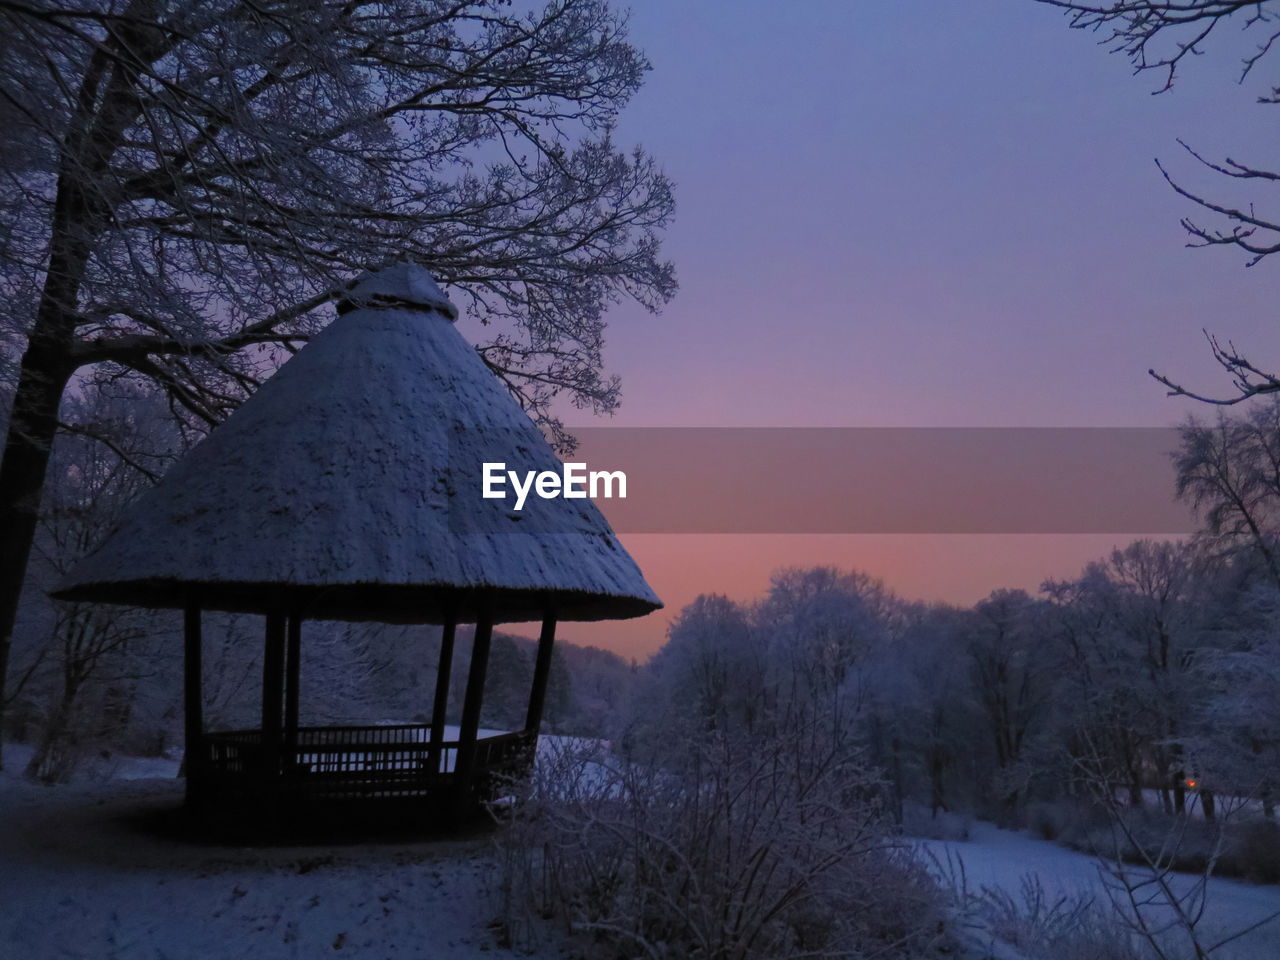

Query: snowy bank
[0,760,560,959]
[914,821,1280,960]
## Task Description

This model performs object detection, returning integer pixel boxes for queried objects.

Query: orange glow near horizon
[512,532,1151,661]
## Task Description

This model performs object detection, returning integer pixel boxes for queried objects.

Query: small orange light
[1187,780,1197,788]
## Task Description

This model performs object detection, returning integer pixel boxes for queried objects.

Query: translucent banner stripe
[450,428,1198,535]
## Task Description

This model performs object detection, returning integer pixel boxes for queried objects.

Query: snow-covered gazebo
[52,263,659,827]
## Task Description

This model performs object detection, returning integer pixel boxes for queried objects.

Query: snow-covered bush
[1022,797,1113,847]
[973,876,1148,960]
[924,852,1150,960]
[494,731,947,959]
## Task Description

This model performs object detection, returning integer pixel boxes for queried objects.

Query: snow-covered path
[0,766,556,960]
[915,822,1280,960]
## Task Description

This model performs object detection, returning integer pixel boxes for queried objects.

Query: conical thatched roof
[53,264,660,624]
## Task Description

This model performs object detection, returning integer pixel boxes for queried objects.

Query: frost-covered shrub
[978,875,1087,945]
[1059,802,1280,884]
[941,871,1150,960]
[495,732,948,959]
[1023,797,1109,845]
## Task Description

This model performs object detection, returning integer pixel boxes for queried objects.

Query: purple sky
[516,1,1280,657]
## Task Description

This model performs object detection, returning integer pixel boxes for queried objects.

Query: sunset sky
[484,1,1280,658]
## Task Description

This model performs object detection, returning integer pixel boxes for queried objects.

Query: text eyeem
[482,462,627,511]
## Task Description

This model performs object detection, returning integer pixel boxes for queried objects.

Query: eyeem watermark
[482,462,627,511]
[458,428,1199,534]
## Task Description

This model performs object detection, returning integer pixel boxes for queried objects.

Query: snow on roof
[339,261,459,320]
[52,265,660,624]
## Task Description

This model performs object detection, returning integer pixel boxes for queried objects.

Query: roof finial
[339,261,459,320]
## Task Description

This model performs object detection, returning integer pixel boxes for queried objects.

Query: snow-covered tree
[0,0,676,767]
[755,567,892,743]
[1180,554,1280,817]
[961,589,1055,815]
[1176,399,1280,589]
[619,594,761,757]
[18,386,178,779]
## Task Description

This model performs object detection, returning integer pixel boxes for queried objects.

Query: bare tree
[1176,399,1280,589]
[0,0,676,767]
[1034,1,1280,404]
[1073,732,1280,960]
[653,594,759,736]
[965,590,1052,816]
[22,600,150,780]
[756,567,892,742]
[1106,540,1202,815]
[21,386,173,779]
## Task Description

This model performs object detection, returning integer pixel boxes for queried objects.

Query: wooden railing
[198,723,536,803]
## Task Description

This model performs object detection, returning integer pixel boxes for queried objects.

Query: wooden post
[453,607,493,814]
[525,611,557,735]
[284,615,301,772]
[428,610,457,774]
[261,613,286,781]
[183,600,203,802]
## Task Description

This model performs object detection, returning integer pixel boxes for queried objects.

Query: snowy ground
[9,739,1278,960]
[0,743,568,960]
[914,822,1280,960]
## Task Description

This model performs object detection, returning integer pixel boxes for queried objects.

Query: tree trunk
[24,682,79,783]
[0,338,76,770]
[889,735,904,826]
[928,748,947,817]
[0,13,139,768]
[1128,780,1144,809]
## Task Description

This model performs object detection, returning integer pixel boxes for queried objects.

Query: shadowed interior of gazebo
[184,607,556,822]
